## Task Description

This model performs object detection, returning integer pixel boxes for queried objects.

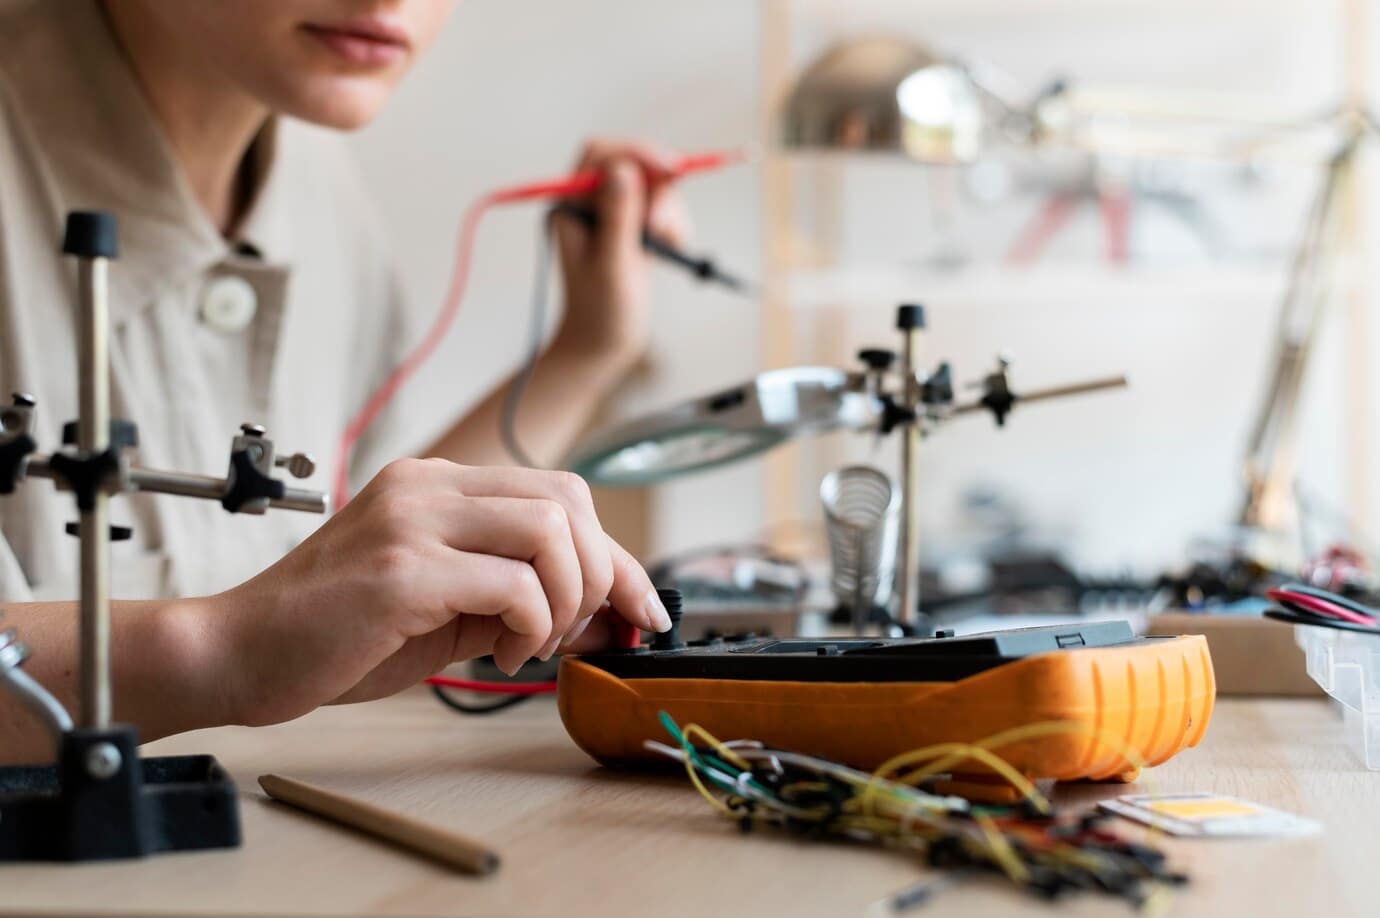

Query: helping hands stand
[858,305,1127,631]
[0,211,326,861]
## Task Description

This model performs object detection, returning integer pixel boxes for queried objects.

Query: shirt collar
[234,121,296,265]
[0,0,292,324]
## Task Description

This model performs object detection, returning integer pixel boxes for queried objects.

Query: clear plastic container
[1295,624,1380,769]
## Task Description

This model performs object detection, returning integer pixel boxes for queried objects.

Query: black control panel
[576,620,1154,683]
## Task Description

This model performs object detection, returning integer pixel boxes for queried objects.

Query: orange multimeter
[558,620,1215,800]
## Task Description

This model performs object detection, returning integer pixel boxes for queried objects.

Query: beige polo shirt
[0,0,412,602]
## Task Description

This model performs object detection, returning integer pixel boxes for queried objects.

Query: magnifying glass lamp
[567,367,883,487]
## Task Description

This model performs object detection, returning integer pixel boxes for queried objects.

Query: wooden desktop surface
[2,691,1375,917]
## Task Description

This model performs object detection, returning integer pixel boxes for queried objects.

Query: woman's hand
[549,139,691,370]
[208,458,668,727]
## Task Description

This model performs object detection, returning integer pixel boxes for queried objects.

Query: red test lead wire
[1266,588,1377,626]
[330,147,747,510]
[426,675,558,695]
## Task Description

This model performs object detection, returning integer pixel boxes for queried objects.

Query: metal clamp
[0,393,37,495]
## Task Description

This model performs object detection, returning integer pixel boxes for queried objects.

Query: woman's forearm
[0,596,227,765]
[425,335,636,468]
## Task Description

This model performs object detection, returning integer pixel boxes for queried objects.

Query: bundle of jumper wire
[648,712,1185,913]
[1264,583,1380,633]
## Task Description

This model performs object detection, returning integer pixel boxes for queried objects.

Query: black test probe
[549,201,753,294]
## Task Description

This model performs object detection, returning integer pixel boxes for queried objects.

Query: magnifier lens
[586,427,783,486]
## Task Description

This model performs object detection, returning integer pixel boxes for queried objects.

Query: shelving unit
[754,0,1374,570]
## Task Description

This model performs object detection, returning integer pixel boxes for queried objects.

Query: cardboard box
[1147,612,1321,697]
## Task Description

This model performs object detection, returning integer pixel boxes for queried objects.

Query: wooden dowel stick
[258,774,500,876]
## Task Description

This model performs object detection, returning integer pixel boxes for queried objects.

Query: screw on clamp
[274,452,316,479]
[84,742,123,780]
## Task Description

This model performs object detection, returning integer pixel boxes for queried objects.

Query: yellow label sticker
[1145,799,1260,820]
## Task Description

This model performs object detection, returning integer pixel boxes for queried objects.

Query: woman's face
[130,1,458,129]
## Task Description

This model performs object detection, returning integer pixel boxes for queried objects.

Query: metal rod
[76,255,112,729]
[896,329,921,629]
[952,375,1129,416]
[24,457,327,514]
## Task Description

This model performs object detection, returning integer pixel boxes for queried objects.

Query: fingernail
[644,588,672,633]
[538,634,561,662]
[564,615,592,646]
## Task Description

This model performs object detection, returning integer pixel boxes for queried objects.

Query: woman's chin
[283,80,395,131]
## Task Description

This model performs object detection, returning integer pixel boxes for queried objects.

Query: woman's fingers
[427,495,583,660]
[605,535,669,634]
[569,139,690,255]
[646,186,692,249]
[557,608,611,653]
[440,466,618,625]
[575,138,680,182]
[434,549,554,675]
[365,459,667,669]
[592,159,646,265]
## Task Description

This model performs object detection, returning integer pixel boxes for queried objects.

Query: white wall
[351,0,1377,576]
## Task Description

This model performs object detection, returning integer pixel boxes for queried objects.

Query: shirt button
[200,275,258,333]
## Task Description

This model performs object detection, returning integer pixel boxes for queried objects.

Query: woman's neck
[100,1,270,236]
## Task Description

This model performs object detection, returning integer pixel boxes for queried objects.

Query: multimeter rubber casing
[558,622,1215,799]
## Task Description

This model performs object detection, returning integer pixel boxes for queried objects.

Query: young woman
[0,0,686,761]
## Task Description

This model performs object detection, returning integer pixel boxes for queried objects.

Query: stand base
[0,726,240,861]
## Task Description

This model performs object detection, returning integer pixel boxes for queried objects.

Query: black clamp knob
[896,303,926,330]
[979,362,1016,427]
[46,448,122,512]
[221,449,286,513]
[651,588,686,651]
[62,211,119,260]
[921,362,954,406]
[65,522,133,542]
[877,396,916,436]
[857,349,896,372]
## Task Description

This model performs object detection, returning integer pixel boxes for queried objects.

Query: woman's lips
[301,22,410,67]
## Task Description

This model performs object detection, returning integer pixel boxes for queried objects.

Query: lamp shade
[780,37,985,164]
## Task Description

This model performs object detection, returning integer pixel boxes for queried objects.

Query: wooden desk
[2,692,1376,917]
